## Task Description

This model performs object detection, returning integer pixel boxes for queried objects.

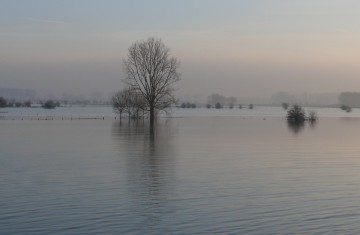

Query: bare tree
[122,37,180,129]
[112,90,126,119]
[112,87,148,120]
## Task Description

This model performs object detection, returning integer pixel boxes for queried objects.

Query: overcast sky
[2,0,360,100]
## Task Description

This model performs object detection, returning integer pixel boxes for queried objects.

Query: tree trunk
[149,105,155,130]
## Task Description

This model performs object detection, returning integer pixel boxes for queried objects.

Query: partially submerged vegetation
[121,38,180,129]
[112,87,147,120]
[215,102,223,109]
[340,105,352,113]
[286,104,317,123]
[286,105,306,122]
[42,100,59,109]
[307,111,318,122]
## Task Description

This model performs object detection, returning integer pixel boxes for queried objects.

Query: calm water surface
[2,114,360,234]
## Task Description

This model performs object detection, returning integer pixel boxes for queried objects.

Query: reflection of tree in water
[308,120,317,129]
[287,120,305,134]
[287,120,317,135]
[112,120,176,234]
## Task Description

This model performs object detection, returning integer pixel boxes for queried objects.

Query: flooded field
[1,107,360,234]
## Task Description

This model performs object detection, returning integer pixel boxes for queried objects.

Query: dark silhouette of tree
[307,111,318,122]
[122,38,180,129]
[42,100,56,109]
[0,97,7,107]
[207,93,226,107]
[112,90,127,119]
[286,104,305,123]
[24,100,32,107]
[206,104,211,109]
[248,104,253,109]
[131,90,147,119]
[180,102,196,108]
[215,102,223,109]
[282,102,289,110]
[340,105,352,112]
[112,87,148,120]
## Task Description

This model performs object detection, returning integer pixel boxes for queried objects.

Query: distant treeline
[179,93,254,109]
[207,93,237,108]
[0,97,32,108]
[0,97,62,109]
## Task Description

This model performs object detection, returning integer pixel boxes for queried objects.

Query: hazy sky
[2,0,360,100]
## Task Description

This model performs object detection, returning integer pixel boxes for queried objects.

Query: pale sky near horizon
[2,0,360,100]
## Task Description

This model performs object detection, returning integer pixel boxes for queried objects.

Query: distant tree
[122,37,180,129]
[180,102,197,108]
[208,94,237,108]
[24,100,32,107]
[239,104,242,109]
[207,93,226,107]
[206,104,211,109]
[0,97,7,107]
[340,105,348,111]
[215,102,223,109]
[248,104,253,109]
[112,87,147,120]
[15,102,22,107]
[227,96,237,108]
[340,105,352,112]
[112,90,127,119]
[42,100,56,109]
[282,102,289,110]
[308,111,318,122]
[131,91,147,119]
[286,105,306,123]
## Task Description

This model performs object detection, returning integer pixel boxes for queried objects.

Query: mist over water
[3,1,360,233]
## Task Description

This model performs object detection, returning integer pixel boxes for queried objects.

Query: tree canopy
[122,37,180,128]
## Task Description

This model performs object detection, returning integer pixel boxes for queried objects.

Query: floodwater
[2,108,360,234]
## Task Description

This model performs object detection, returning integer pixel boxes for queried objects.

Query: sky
[2,0,360,101]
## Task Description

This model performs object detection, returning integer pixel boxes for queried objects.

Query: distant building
[0,88,37,101]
